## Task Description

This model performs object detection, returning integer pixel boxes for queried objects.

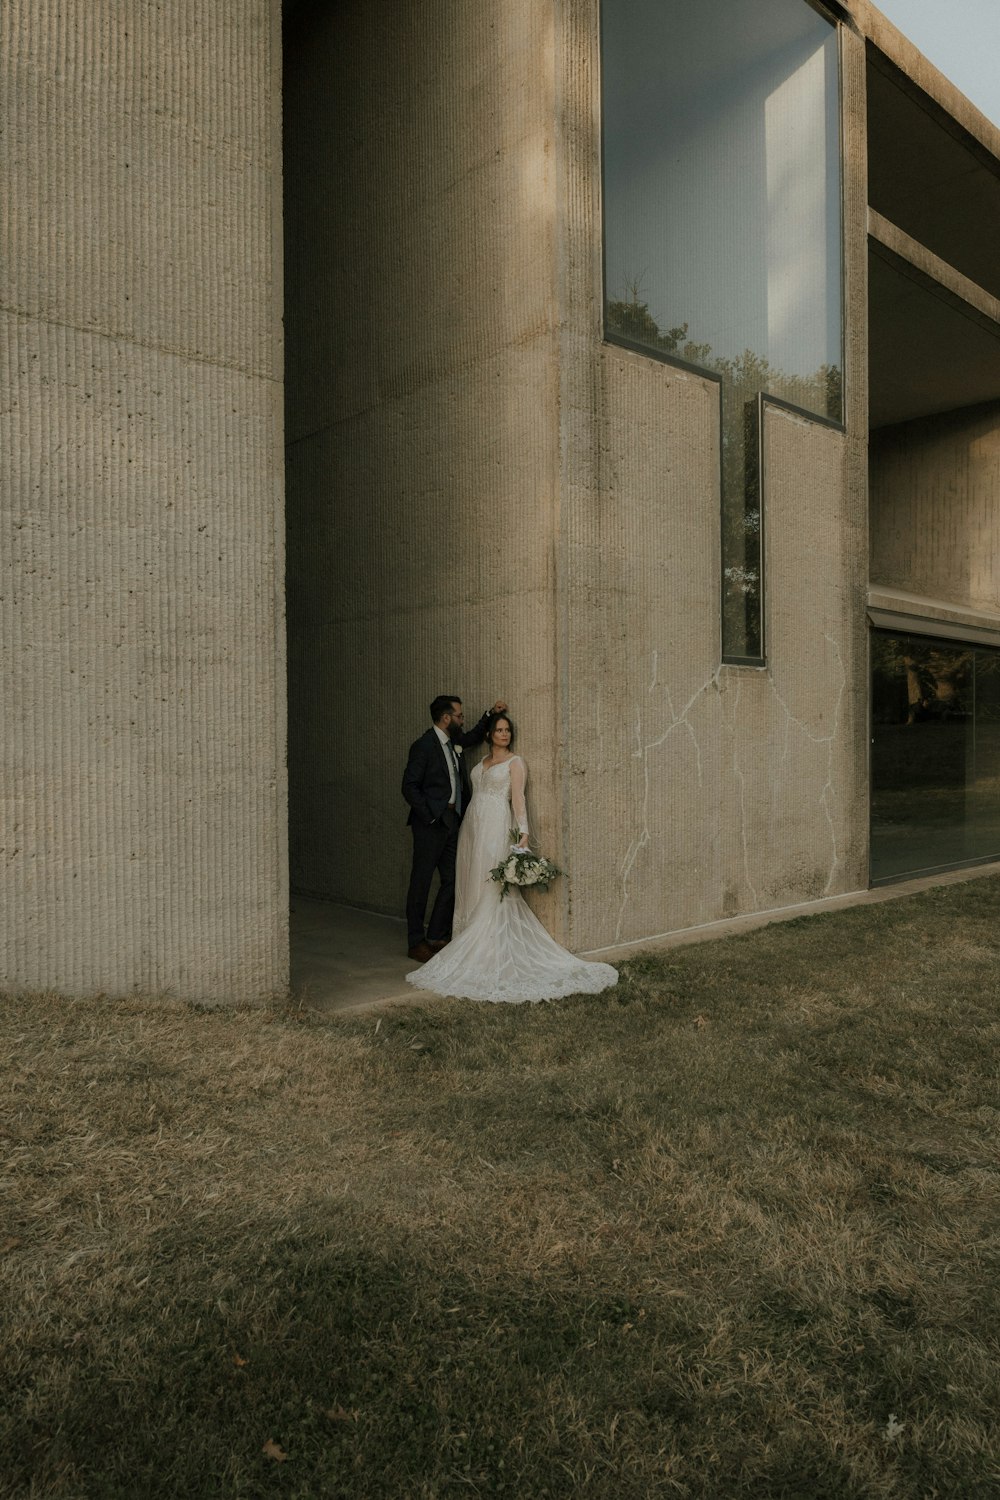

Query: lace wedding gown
[406,755,618,1004]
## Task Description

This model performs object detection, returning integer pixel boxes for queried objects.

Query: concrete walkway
[290,897,436,1015]
[291,860,1000,1015]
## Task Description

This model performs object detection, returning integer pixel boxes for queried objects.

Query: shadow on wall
[282,0,562,921]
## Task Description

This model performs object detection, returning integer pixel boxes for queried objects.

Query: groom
[402,694,507,962]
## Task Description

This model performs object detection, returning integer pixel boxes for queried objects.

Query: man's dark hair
[430,695,461,723]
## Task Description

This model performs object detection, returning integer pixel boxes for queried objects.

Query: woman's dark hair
[487,713,515,748]
[430,695,460,723]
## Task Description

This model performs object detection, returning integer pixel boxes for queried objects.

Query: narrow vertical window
[601,0,843,663]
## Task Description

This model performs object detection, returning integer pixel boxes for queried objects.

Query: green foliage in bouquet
[489,829,564,901]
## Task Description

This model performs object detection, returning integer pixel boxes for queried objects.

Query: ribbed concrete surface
[555,2,869,950]
[2,2,288,1002]
[871,402,1000,614]
[562,351,867,949]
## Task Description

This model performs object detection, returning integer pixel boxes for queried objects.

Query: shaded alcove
[279,0,559,981]
[282,0,416,920]
[867,44,1000,883]
[281,0,424,1004]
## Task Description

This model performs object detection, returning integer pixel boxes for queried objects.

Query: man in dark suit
[402,694,506,962]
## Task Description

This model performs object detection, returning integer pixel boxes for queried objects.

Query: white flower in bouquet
[490,830,563,900]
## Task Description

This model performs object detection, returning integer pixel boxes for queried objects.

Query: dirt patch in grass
[3,879,1000,1496]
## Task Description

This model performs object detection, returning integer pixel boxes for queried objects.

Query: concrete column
[2,1,288,1002]
[555,1,870,949]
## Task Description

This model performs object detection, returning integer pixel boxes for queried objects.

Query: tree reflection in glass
[871,631,1000,880]
[601,0,844,661]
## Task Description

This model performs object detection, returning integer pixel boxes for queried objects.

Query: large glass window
[871,629,1000,881]
[601,0,843,662]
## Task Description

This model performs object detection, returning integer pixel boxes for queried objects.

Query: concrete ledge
[868,586,1000,646]
[582,860,1000,963]
[290,897,421,1014]
[868,209,1000,332]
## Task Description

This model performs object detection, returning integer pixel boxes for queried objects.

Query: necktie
[446,740,462,814]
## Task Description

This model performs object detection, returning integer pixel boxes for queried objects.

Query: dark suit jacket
[402,711,492,827]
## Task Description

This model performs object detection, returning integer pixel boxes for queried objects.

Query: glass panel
[969,651,1000,859]
[871,631,977,881]
[601,0,843,661]
[725,393,764,658]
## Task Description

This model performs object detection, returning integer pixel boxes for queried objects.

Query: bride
[406,713,618,1003]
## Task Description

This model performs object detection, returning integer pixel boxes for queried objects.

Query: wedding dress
[406,755,618,1004]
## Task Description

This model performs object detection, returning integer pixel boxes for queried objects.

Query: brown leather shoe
[407,941,435,963]
[426,938,450,951]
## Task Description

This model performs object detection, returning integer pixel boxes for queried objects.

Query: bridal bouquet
[489,829,563,901]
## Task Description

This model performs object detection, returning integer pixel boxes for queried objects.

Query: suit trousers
[406,811,460,947]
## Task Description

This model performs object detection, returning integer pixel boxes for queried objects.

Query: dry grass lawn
[3,878,1000,1498]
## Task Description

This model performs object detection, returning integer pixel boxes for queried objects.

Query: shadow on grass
[7,1201,998,1500]
[6,880,1000,1497]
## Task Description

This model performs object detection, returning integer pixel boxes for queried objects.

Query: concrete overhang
[845,2,1000,301]
[847,0,1000,160]
[868,586,1000,649]
[868,214,1000,430]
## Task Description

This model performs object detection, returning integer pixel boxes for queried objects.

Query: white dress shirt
[433,724,459,804]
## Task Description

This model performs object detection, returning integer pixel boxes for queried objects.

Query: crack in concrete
[615,636,848,942]
[616,666,719,942]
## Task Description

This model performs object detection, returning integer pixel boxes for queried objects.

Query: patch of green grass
[3,878,1000,1496]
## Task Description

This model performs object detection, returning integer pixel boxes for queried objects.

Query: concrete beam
[868,209,1000,333]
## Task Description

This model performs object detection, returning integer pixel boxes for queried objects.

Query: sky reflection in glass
[602,0,843,660]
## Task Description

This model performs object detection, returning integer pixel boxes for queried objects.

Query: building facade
[5,0,999,1002]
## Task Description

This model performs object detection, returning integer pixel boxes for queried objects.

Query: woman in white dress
[406,714,618,1004]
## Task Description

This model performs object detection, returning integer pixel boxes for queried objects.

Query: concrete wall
[284,0,564,918]
[870,402,1000,613]
[561,362,869,948]
[2,1,288,1002]
[554,4,870,950]
[284,0,870,946]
